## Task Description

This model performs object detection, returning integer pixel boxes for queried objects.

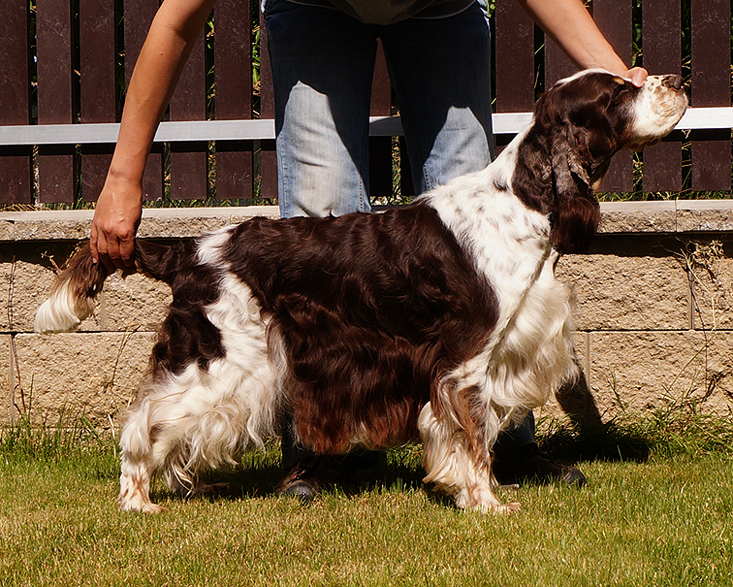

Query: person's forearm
[107,0,216,187]
[91,0,216,269]
[518,0,627,75]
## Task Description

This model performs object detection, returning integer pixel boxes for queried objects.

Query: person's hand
[626,67,648,87]
[90,176,143,272]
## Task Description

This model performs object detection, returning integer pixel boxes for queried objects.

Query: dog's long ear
[548,127,601,255]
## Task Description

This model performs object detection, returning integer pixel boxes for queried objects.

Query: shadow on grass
[166,425,653,508]
[155,442,427,506]
[537,420,653,465]
[203,459,427,502]
[153,422,660,507]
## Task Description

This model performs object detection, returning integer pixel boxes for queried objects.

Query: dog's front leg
[418,402,520,514]
[119,452,163,514]
[117,395,167,514]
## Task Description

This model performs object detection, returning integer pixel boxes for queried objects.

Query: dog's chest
[500,254,572,357]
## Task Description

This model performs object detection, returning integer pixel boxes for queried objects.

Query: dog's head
[513,70,688,254]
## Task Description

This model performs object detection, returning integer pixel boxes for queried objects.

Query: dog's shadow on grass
[543,369,654,465]
[151,418,655,507]
[217,461,427,502]
[158,445,428,506]
[537,420,654,465]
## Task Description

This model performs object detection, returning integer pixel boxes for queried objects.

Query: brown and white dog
[35,70,687,513]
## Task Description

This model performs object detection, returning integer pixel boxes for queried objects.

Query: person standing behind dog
[89,0,647,496]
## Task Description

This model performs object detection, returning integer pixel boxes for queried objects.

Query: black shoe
[493,442,587,487]
[276,452,385,502]
[276,456,334,502]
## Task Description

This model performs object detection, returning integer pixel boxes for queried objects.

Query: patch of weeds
[0,410,117,467]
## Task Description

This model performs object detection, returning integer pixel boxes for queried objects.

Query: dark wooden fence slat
[370,41,393,199]
[544,40,576,88]
[0,1,29,125]
[491,0,535,169]
[124,0,163,202]
[216,145,253,202]
[214,0,253,201]
[494,0,536,113]
[79,0,117,202]
[79,0,117,122]
[0,151,32,205]
[168,20,207,201]
[123,0,159,89]
[215,0,252,119]
[691,0,731,192]
[543,0,577,91]
[642,0,682,75]
[592,0,633,193]
[0,0,31,204]
[36,0,74,204]
[259,9,278,203]
[640,0,682,193]
[37,2,72,124]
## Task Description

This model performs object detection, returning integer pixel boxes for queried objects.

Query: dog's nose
[663,75,684,90]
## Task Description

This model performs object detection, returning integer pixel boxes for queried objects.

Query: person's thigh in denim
[381,0,494,193]
[265,0,378,218]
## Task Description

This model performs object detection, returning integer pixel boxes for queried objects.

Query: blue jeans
[265,0,495,217]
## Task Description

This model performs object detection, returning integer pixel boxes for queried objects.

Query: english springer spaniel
[35,70,687,513]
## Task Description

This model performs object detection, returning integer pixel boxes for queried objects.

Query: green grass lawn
[1,418,732,587]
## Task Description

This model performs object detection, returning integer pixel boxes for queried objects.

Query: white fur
[196,225,236,266]
[628,75,688,147]
[419,402,519,514]
[34,281,95,333]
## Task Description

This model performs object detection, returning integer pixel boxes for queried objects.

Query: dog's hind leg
[418,402,520,514]
[117,375,202,513]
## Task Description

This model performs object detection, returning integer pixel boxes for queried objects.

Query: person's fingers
[93,229,117,274]
[119,235,136,269]
[90,183,142,272]
[104,232,127,272]
[90,222,100,264]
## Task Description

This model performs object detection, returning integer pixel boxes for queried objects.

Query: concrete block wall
[1,202,732,429]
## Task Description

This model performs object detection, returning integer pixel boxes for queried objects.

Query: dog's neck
[421,127,555,335]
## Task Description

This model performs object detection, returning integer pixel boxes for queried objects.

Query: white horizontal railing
[0,107,729,147]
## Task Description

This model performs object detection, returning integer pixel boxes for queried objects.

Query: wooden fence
[0,0,731,208]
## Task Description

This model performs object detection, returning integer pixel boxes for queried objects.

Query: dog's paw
[141,502,165,515]
[118,501,165,514]
[118,495,165,514]
[471,500,521,514]
[499,501,521,514]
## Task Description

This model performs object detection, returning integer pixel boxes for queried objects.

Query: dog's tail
[34,240,185,334]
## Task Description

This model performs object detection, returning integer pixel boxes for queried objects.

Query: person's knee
[277,83,370,217]
[417,106,492,192]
